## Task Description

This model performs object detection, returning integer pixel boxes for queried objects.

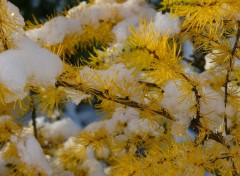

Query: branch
[224,21,240,134]
[56,81,175,121]
[138,81,164,93]
[142,47,228,146]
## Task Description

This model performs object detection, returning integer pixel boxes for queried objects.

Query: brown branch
[138,81,164,93]
[56,81,175,121]
[224,21,240,135]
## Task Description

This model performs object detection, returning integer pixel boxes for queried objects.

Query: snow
[154,12,181,36]
[112,15,141,42]
[83,121,106,134]
[35,117,81,141]
[161,80,226,132]
[11,134,52,175]
[126,118,163,136]
[82,147,106,176]
[43,117,80,141]
[161,80,195,126]
[82,158,106,176]
[79,63,135,91]
[66,2,87,17]
[116,0,155,19]
[6,1,25,35]
[200,86,225,132]
[26,0,157,45]
[81,107,141,141]
[204,51,216,70]
[0,36,63,102]
[112,1,156,42]
[26,16,82,45]
[112,107,140,123]
[64,89,91,105]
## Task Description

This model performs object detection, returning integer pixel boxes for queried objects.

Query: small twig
[30,91,38,138]
[31,104,38,138]
[138,81,164,93]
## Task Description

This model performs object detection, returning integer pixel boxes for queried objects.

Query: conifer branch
[144,47,203,120]
[178,73,201,121]
[224,21,240,135]
[56,80,228,146]
[55,81,175,121]
[142,47,227,146]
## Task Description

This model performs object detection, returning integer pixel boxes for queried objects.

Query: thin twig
[31,104,38,138]
[30,91,38,138]
[138,81,164,93]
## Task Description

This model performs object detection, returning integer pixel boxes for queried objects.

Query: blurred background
[9,0,162,22]
[9,0,80,21]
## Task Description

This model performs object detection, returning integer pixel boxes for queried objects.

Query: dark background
[9,0,161,22]
[9,0,82,22]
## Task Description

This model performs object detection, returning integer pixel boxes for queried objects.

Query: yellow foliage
[31,86,66,115]
[2,0,240,175]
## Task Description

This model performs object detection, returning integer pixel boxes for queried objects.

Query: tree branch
[56,81,175,121]
[138,81,164,93]
[224,21,240,134]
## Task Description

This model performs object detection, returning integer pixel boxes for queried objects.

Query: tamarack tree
[0,0,240,175]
